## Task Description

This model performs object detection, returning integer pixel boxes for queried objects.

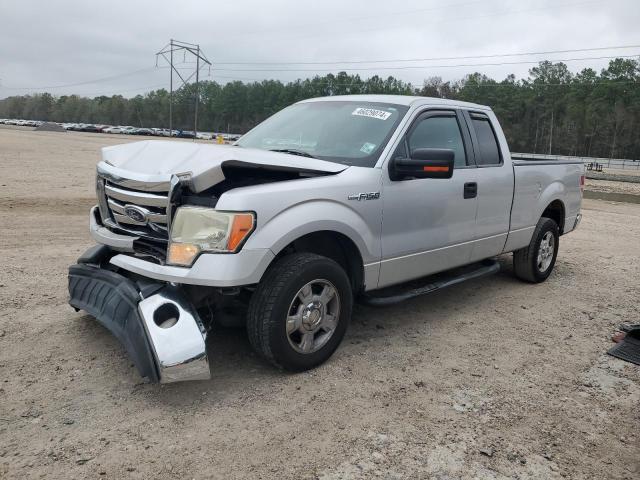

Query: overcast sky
[0,0,638,98]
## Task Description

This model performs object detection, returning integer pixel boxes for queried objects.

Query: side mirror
[390,148,455,180]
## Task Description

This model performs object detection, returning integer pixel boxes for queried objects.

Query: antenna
[156,39,212,139]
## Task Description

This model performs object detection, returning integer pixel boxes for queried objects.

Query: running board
[361,259,500,307]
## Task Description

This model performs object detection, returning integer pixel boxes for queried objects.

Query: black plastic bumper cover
[68,264,160,382]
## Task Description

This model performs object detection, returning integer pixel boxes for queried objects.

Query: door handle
[464,182,477,199]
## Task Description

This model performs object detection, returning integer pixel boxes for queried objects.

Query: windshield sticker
[352,107,392,120]
[360,142,377,154]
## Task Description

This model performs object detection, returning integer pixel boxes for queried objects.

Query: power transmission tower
[155,39,212,139]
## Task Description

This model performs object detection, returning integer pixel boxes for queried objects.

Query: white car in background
[196,132,213,140]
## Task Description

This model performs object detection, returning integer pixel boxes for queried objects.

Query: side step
[361,259,500,307]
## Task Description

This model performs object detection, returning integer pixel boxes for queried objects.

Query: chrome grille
[98,178,170,238]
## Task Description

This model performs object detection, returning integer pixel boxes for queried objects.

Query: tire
[247,252,353,371]
[513,216,559,283]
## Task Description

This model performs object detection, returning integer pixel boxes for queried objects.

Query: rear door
[378,109,479,288]
[462,111,514,261]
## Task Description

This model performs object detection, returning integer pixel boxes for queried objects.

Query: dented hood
[101,140,348,192]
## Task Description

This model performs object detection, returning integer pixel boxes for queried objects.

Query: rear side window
[471,115,501,166]
[407,115,467,167]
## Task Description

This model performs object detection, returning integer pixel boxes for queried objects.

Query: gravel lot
[1,126,639,479]
[586,178,640,196]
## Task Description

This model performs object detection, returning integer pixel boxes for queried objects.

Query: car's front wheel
[247,253,352,371]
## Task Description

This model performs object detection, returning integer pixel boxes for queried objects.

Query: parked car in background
[177,130,196,139]
[131,128,154,136]
[80,124,103,133]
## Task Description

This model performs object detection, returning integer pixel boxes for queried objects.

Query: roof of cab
[299,94,491,111]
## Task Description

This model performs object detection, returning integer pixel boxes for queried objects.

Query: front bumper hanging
[68,257,211,383]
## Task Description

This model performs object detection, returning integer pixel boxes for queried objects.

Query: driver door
[378,109,479,288]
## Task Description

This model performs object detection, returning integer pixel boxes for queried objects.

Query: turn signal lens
[423,165,450,172]
[228,213,255,252]
[167,243,201,266]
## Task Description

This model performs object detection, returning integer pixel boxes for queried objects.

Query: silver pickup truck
[68,95,584,383]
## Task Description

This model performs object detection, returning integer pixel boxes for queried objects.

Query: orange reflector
[423,166,450,172]
[168,243,200,266]
[228,213,255,251]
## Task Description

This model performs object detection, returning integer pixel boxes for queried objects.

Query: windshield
[236,101,409,167]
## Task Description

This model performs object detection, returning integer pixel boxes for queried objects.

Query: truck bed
[511,153,586,166]
[504,154,584,253]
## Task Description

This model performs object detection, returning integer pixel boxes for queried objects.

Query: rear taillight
[579,175,585,194]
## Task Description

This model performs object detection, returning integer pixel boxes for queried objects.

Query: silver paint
[90,95,583,293]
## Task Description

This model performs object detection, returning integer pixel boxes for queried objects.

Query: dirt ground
[585,178,640,196]
[1,126,639,480]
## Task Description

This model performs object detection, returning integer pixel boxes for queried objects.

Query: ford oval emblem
[124,205,148,223]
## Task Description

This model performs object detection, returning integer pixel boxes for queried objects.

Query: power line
[155,39,212,138]
[214,44,640,66]
[80,82,169,97]
[5,75,635,101]
[2,45,636,92]
[0,67,157,90]
[213,54,640,73]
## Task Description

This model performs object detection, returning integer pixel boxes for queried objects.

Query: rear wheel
[247,253,352,371]
[513,216,559,283]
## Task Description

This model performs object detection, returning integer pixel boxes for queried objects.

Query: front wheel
[247,253,352,371]
[513,216,559,283]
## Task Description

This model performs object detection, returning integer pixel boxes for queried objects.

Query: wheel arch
[540,199,566,234]
[271,230,366,294]
[246,200,379,292]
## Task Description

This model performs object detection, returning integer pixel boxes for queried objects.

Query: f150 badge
[348,192,381,201]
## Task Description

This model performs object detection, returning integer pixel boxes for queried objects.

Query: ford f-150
[68,95,584,383]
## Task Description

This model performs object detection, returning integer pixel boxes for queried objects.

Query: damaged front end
[68,246,210,383]
[69,141,348,383]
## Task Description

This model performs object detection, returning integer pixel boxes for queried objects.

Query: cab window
[470,114,502,166]
[407,115,467,167]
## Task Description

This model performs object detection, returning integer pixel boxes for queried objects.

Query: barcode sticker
[352,108,392,120]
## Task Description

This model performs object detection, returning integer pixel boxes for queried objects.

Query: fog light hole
[153,303,180,329]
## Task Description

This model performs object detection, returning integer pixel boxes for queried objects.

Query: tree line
[1,59,639,159]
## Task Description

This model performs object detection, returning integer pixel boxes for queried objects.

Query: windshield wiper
[269,148,316,158]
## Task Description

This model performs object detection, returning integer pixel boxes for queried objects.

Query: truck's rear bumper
[574,213,582,230]
[68,259,210,383]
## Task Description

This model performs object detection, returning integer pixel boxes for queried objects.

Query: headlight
[167,207,255,266]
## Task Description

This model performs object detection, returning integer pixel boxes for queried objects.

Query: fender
[504,180,566,253]
[244,199,379,265]
[537,181,566,223]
